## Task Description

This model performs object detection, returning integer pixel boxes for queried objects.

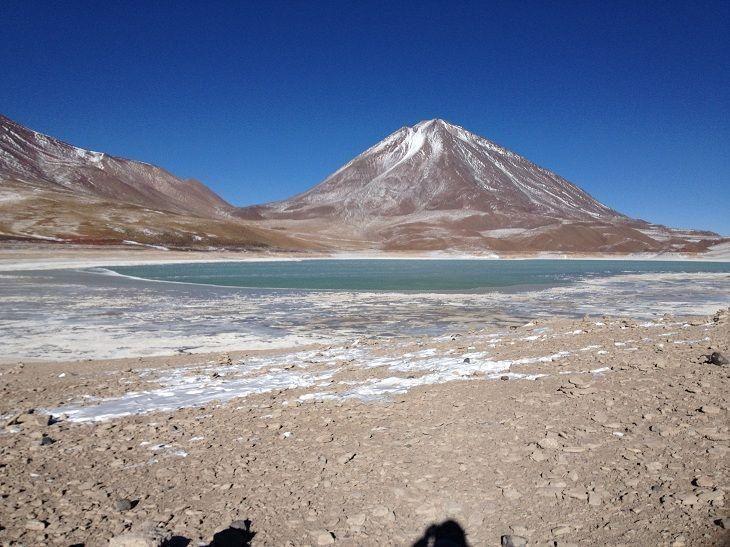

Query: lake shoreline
[1,242,730,272]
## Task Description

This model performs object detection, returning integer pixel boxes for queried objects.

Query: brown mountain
[238,119,725,253]
[0,114,309,250]
[1,114,724,254]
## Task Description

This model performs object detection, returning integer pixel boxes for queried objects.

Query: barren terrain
[1,312,728,546]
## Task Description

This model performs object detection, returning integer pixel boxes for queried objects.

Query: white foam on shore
[54,365,339,422]
[49,343,573,421]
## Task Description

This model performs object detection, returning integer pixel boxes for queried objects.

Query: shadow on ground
[412,519,469,547]
[162,519,255,547]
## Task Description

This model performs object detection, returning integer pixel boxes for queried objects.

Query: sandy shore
[1,242,729,272]
[1,311,728,545]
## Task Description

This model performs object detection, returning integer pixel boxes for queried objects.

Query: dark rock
[708,352,728,366]
[39,435,55,446]
[502,535,528,547]
[114,498,133,512]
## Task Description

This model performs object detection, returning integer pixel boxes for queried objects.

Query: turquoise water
[107,259,730,292]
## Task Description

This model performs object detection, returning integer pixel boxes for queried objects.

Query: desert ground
[1,304,728,546]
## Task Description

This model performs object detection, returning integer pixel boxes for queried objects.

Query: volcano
[237,119,723,253]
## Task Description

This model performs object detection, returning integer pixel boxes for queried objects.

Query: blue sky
[2,1,729,234]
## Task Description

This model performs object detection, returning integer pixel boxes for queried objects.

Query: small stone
[650,424,677,437]
[109,521,169,547]
[115,498,133,512]
[502,486,522,500]
[510,525,529,536]
[698,490,724,503]
[500,375,510,381]
[567,375,592,388]
[646,461,663,472]
[530,451,548,462]
[566,489,588,501]
[371,505,391,518]
[677,493,698,506]
[588,492,603,506]
[537,437,559,450]
[709,352,728,366]
[347,513,366,527]
[312,530,335,545]
[39,435,55,446]
[25,519,47,531]
[337,452,356,465]
[716,517,730,529]
[699,405,720,415]
[552,525,571,536]
[693,476,715,488]
[501,535,528,546]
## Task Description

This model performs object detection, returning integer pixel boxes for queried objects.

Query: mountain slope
[0,114,311,250]
[238,119,724,253]
[0,114,231,218]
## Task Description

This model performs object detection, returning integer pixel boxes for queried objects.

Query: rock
[699,405,720,415]
[7,410,50,428]
[645,461,663,472]
[311,530,335,545]
[337,452,356,465]
[677,493,699,506]
[551,525,571,536]
[588,492,603,506]
[347,513,366,527]
[501,535,528,546]
[693,476,715,488]
[39,435,55,446]
[109,522,170,547]
[530,451,548,462]
[716,517,730,529]
[371,505,391,518]
[699,428,730,441]
[537,437,559,450]
[566,488,588,501]
[25,519,47,531]
[500,375,510,381]
[502,486,522,500]
[708,352,728,366]
[115,498,133,512]
[650,424,677,437]
[567,375,592,388]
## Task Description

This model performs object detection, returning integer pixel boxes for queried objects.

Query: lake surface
[107,259,730,292]
[1,260,728,362]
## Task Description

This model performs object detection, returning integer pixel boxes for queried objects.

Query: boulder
[108,522,170,547]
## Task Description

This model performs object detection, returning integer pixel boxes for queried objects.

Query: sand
[1,242,729,273]
[1,310,728,546]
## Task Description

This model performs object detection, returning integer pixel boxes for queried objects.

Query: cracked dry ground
[0,313,728,546]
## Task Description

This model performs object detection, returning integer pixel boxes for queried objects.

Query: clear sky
[2,1,728,234]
